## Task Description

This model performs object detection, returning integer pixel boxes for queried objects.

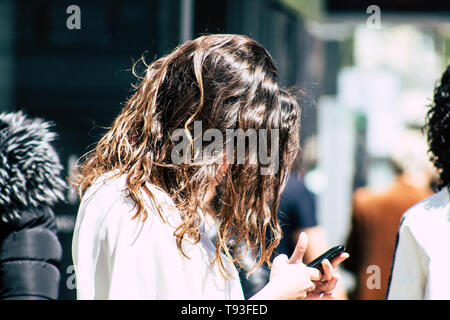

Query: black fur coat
[0,111,66,299]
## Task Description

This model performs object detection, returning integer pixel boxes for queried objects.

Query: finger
[270,254,289,281]
[323,277,339,294]
[272,254,289,267]
[319,273,340,294]
[306,281,315,292]
[320,292,337,300]
[320,259,334,282]
[330,252,350,268]
[289,232,308,264]
[297,291,308,300]
[307,267,321,281]
[304,292,322,300]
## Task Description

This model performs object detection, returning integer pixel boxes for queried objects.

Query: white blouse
[72,173,244,300]
[387,188,450,300]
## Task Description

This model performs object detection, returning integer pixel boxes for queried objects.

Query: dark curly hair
[425,65,450,189]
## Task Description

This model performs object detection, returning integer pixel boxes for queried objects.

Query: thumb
[289,232,308,264]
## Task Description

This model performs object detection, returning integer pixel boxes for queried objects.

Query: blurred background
[0,0,449,299]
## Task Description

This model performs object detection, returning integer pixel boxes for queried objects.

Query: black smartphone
[306,245,345,273]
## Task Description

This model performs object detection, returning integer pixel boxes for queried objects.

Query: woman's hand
[305,256,348,299]
[303,240,349,299]
[250,232,349,300]
[251,232,320,300]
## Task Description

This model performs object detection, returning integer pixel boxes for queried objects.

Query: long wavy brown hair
[75,34,301,278]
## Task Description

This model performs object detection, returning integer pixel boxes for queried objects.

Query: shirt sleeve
[387,218,428,300]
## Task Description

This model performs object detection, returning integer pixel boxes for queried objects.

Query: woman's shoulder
[399,188,449,249]
[79,171,181,229]
[401,188,449,226]
[81,171,130,212]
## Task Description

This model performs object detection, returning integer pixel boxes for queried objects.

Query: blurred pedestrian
[278,173,327,264]
[345,131,433,300]
[72,34,348,300]
[387,65,450,299]
[0,111,65,300]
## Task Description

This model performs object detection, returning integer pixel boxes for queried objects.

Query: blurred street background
[0,0,449,299]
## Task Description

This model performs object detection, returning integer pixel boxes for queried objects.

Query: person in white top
[72,34,348,300]
[387,65,450,300]
[73,172,245,299]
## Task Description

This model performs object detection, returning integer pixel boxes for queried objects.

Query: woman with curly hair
[387,65,450,299]
[71,34,348,300]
